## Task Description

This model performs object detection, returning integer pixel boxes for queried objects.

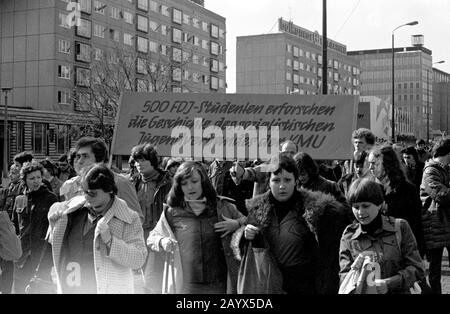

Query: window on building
[172,68,182,82]
[160,44,167,55]
[93,23,105,38]
[398,83,402,89]
[123,11,133,24]
[183,70,190,81]
[293,74,299,84]
[75,42,91,62]
[210,59,219,73]
[74,91,91,112]
[149,20,158,32]
[210,41,219,55]
[149,0,157,11]
[79,0,92,14]
[286,72,291,81]
[173,8,182,24]
[318,54,322,65]
[136,15,148,32]
[134,36,147,53]
[192,18,200,28]
[58,91,71,105]
[94,47,103,60]
[182,51,190,62]
[136,58,147,74]
[58,65,71,79]
[124,33,133,46]
[172,47,182,63]
[33,123,48,155]
[404,95,407,100]
[161,25,167,36]
[193,54,199,64]
[334,72,339,82]
[219,28,225,38]
[202,39,208,50]
[110,6,120,19]
[137,0,148,11]
[202,21,208,32]
[287,44,292,53]
[293,60,299,71]
[202,57,209,68]
[293,46,299,57]
[211,24,219,38]
[110,29,120,42]
[286,59,291,67]
[193,36,200,46]
[59,13,71,28]
[94,0,105,14]
[210,76,219,90]
[149,41,157,52]
[56,125,69,154]
[183,14,190,25]
[172,28,182,44]
[404,83,408,89]
[76,67,91,87]
[161,5,170,17]
[76,19,91,38]
[58,39,71,54]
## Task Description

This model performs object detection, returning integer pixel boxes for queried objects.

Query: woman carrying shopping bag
[339,178,425,294]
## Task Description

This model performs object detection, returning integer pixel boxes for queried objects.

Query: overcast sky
[205,0,450,93]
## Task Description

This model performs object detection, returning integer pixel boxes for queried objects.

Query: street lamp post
[2,88,12,180]
[427,60,445,142]
[391,21,418,143]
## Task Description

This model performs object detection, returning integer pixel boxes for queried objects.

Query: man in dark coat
[420,138,450,294]
[401,146,425,193]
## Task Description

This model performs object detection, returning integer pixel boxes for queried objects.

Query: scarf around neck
[184,197,207,216]
[141,169,160,183]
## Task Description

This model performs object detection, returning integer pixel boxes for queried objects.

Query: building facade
[348,44,441,140]
[0,0,226,169]
[236,18,361,96]
[433,68,450,137]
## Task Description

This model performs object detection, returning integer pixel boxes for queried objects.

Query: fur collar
[232,189,342,261]
[246,189,339,235]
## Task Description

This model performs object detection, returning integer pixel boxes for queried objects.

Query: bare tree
[68,42,195,144]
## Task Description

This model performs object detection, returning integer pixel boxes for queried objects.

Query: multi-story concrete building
[348,39,447,140]
[0,0,226,170]
[433,68,450,136]
[236,18,361,96]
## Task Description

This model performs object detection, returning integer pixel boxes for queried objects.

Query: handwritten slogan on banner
[111,92,358,160]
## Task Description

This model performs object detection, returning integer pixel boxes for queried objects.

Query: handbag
[237,238,284,294]
[339,254,380,294]
[25,242,56,294]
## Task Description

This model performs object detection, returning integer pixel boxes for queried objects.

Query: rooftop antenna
[288,7,293,22]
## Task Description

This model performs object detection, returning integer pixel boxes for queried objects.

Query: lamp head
[407,21,419,26]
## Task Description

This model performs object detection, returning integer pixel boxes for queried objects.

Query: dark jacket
[302,175,351,218]
[232,189,351,294]
[420,160,450,250]
[15,185,57,267]
[209,160,253,215]
[135,169,172,234]
[339,216,425,294]
[404,161,425,193]
[384,180,425,256]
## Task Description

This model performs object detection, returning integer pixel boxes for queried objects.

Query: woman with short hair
[49,164,147,294]
[339,178,425,294]
[13,161,57,293]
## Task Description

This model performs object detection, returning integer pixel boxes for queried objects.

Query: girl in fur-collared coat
[231,153,351,294]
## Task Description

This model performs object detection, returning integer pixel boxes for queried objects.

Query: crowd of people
[0,130,448,294]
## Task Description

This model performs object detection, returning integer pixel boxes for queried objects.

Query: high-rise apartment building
[236,18,361,96]
[0,0,226,167]
[433,68,450,136]
[348,40,447,140]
